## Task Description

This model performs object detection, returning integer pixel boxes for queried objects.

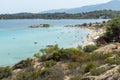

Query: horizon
[0,0,111,14]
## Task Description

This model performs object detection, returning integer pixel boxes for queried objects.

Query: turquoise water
[0,19,107,66]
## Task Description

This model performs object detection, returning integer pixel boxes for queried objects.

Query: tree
[103,17,120,43]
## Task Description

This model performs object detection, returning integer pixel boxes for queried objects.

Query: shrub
[51,48,84,61]
[90,53,112,61]
[68,62,80,69]
[82,23,87,26]
[41,60,57,68]
[0,66,12,79]
[34,53,41,58]
[37,68,51,77]
[38,45,60,61]
[104,57,120,65]
[38,45,85,62]
[42,24,50,27]
[117,66,120,73]
[15,71,33,80]
[13,58,33,69]
[90,68,98,75]
[40,44,59,54]
[84,62,96,73]
[75,74,83,80]
[102,17,120,43]
[90,67,107,76]
[83,45,98,53]
[77,45,82,51]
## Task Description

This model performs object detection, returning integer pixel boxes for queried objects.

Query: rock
[94,44,117,54]
[114,42,120,49]
[96,65,120,80]
[81,76,96,80]
[29,24,50,28]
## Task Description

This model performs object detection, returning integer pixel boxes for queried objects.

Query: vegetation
[29,24,50,28]
[90,67,107,76]
[41,60,57,68]
[84,62,96,73]
[117,67,120,73]
[0,10,120,19]
[1,17,120,80]
[104,56,120,65]
[83,45,98,53]
[1,44,120,80]
[65,21,108,29]
[98,17,120,43]
[13,58,33,70]
[0,66,12,79]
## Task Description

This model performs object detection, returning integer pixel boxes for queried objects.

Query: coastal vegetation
[0,66,12,79]
[1,43,120,80]
[83,45,98,53]
[97,17,120,44]
[29,24,51,28]
[0,10,120,19]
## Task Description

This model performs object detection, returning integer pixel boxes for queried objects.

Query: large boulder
[94,44,118,54]
[96,65,120,80]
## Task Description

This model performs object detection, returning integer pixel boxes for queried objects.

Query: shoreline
[65,26,106,47]
[82,26,106,47]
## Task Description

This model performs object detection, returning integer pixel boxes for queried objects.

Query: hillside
[0,10,120,19]
[1,44,120,80]
[41,0,120,13]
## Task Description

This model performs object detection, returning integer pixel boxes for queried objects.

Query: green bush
[83,45,98,53]
[84,62,96,73]
[37,68,51,77]
[41,60,57,68]
[38,44,60,61]
[15,67,51,80]
[34,53,41,58]
[51,48,84,61]
[90,67,107,76]
[42,24,50,27]
[102,17,120,43]
[104,57,120,65]
[68,62,80,69]
[0,66,12,79]
[40,44,59,54]
[117,66,120,73]
[13,58,33,69]
[75,74,83,80]
[82,23,87,26]
[90,53,112,61]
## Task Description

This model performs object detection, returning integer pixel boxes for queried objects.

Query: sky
[0,0,111,14]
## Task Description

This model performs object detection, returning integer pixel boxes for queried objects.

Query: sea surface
[0,19,108,66]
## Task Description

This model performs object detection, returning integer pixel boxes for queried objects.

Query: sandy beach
[82,27,106,47]
[64,26,106,47]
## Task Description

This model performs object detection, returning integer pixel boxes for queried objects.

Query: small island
[29,24,51,28]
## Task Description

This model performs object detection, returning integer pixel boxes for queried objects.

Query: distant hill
[0,10,120,19]
[41,0,120,13]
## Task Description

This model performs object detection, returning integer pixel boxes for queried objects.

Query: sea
[0,19,108,66]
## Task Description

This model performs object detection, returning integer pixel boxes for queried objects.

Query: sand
[65,26,106,47]
[82,27,106,47]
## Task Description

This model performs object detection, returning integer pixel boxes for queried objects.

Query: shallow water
[0,19,108,66]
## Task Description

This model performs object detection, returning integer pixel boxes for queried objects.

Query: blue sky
[0,0,111,14]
